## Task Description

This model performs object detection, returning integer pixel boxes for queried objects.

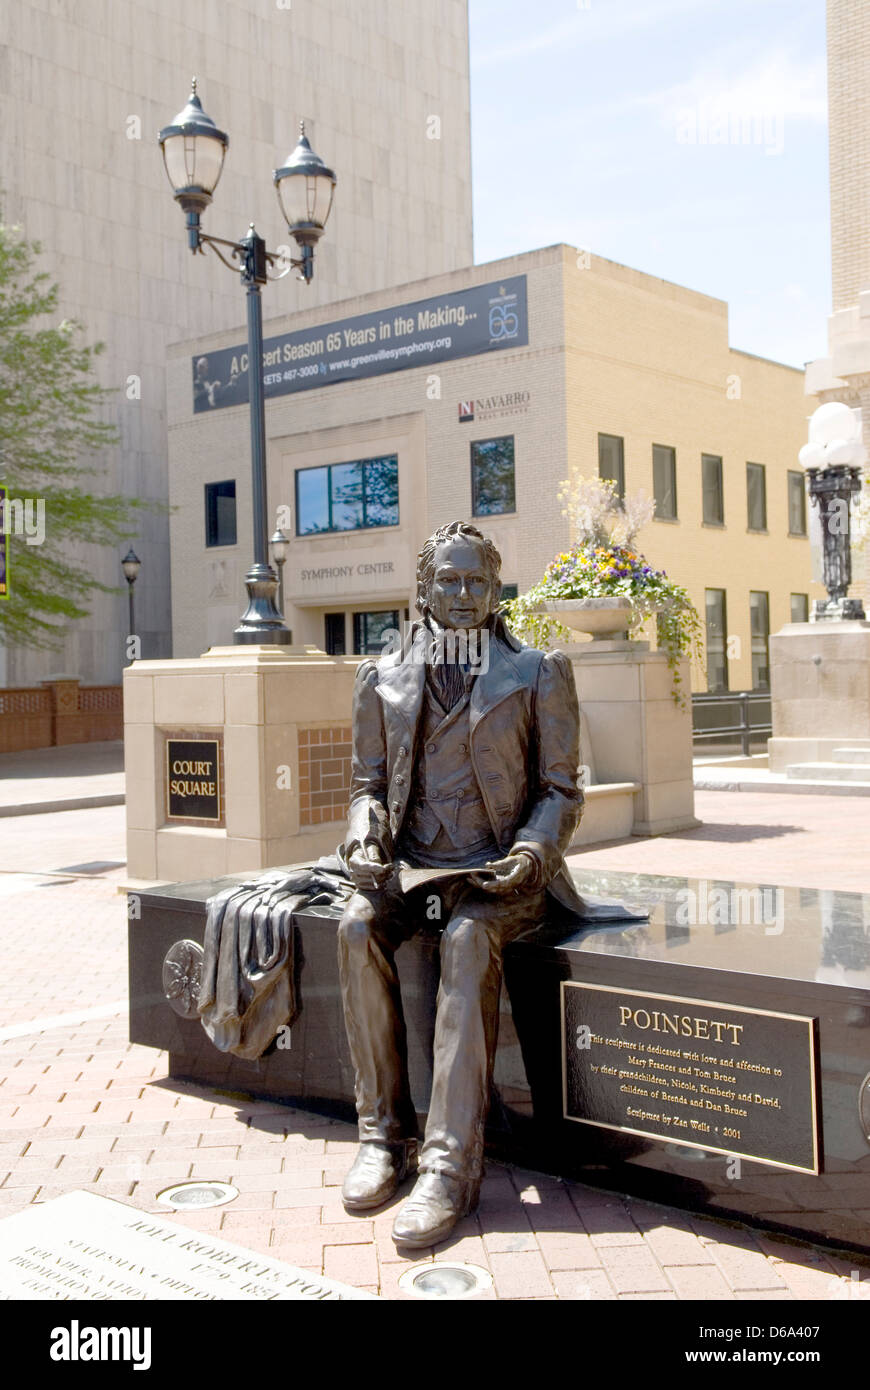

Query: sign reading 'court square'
[165,739,222,824]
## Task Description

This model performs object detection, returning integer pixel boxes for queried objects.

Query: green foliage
[502,541,704,706]
[0,216,155,650]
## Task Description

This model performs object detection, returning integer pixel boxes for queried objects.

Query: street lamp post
[121,547,141,642]
[269,527,289,616]
[158,80,336,645]
[799,402,867,621]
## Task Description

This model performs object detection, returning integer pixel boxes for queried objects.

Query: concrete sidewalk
[0,741,125,817]
[1,805,870,1300]
[569,786,870,894]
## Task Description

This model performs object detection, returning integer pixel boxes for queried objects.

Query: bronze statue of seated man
[338,520,585,1249]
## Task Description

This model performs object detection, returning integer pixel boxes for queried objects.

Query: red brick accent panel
[0,683,122,753]
[298,725,352,827]
[0,687,52,753]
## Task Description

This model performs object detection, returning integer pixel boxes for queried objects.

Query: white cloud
[471,0,722,71]
[661,53,827,126]
[489,50,827,139]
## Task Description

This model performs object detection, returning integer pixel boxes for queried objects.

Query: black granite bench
[129,866,870,1258]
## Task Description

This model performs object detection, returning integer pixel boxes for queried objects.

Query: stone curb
[693,776,870,797]
[0,794,126,818]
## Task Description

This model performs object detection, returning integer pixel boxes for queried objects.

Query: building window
[353,609,400,656]
[750,591,770,689]
[598,434,625,499]
[205,481,237,548]
[500,583,519,601]
[471,436,516,516]
[705,589,728,692]
[324,613,346,655]
[702,454,724,525]
[790,593,809,623]
[788,470,807,535]
[746,463,767,531]
[653,444,677,519]
[295,455,399,535]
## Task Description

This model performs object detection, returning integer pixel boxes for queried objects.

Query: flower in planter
[502,476,703,705]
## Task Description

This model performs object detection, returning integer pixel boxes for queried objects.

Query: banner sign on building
[0,487,8,599]
[192,276,528,413]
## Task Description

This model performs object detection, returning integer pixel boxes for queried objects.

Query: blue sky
[469,0,829,368]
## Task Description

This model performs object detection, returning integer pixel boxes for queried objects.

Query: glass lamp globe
[121,548,141,584]
[798,442,826,471]
[274,123,336,243]
[158,79,228,211]
[270,528,289,564]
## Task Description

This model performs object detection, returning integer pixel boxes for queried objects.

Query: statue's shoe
[341,1141,418,1212]
[391,1170,481,1249]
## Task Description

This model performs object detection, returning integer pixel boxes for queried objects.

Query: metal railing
[692,690,772,756]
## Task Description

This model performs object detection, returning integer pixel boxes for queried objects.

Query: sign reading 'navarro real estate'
[562,982,820,1173]
[192,276,528,412]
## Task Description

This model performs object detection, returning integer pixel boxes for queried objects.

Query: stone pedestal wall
[124,647,360,883]
[768,620,870,771]
[567,641,697,836]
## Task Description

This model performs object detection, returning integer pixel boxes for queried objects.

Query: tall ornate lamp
[799,402,867,621]
[121,547,142,640]
[159,80,336,644]
[269,527,290,616]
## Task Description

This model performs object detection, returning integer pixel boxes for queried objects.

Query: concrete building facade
[0,0,472,687]
[167,244,821,693]
[806,0,870,606]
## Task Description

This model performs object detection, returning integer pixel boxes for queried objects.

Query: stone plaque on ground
[0,1192,377,1300]
[562,982,821,1173]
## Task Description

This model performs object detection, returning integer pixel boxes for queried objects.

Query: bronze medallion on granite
[162,939,204,1018]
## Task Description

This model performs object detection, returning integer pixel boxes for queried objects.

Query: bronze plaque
[562,982,820,1174]
[165,739,222,824]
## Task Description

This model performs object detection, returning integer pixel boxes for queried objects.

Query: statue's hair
[415,520,502,615]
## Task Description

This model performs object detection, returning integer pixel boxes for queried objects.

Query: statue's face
[427,538,495,630]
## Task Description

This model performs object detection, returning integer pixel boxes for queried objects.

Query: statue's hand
[470,852,536,894]
[348,843,393,891]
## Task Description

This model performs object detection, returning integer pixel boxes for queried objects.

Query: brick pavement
[1,801,870,1299]
[2,1005,869,1301]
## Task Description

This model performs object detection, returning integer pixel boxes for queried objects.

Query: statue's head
[416,521,502,631]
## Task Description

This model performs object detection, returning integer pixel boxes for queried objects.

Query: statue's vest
[399,684,499,861]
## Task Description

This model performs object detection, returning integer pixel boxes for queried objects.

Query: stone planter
[536,597,635,641]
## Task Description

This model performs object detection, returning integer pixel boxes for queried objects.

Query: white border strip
[0,1000,127,1042]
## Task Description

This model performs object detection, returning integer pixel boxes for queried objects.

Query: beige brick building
[0,0,472,687]
[167,244,821,692]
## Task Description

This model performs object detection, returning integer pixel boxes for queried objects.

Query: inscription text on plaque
[562,982,820,1173]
